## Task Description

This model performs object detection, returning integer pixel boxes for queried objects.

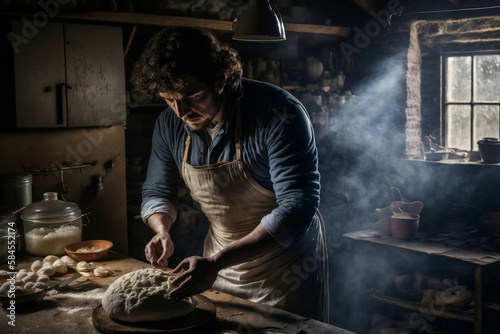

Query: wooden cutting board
[91,295,216,333]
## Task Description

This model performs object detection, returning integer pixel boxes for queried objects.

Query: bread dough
[43,255,60,266]
[102,268,196,323]
[16,269,29,280]
[37,275,50,285]
[37,266,56,277]
[76,261,91,272]
[52,259,68,274]
[61,255,77,267]
[94,266,111,277]
[31,260,43,274]
[22,273,38,284]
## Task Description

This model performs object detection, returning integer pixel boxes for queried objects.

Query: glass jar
[20,192,82,256]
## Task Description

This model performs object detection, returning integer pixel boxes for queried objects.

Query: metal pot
[391,213,420,239]
[0,173,32,212]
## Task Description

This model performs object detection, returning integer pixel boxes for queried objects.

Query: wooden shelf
[486,303,500,311]
[0,10,351,37]
[371,293,474,323]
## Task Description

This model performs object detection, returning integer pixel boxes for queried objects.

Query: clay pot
[478,137,500,163]
[376,201,424,236]
[391,213,420,239]
[304,57,323,82]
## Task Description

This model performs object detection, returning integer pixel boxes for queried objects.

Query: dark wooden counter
[1,252,353,334]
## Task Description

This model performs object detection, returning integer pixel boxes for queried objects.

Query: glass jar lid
[20,192,82,223]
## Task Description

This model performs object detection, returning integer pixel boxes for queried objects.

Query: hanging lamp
[232,0,286,42]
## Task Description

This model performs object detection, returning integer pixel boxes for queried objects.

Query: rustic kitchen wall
[412,16,500,153]
[0,126,128,254]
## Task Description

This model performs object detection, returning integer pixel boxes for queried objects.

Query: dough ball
[43,255,60,266]
[14,286,27,295]
[76,261,91,272]
[37,275,51,285]
[0,270,11,284]
[37,266,56,277]
[24,281,36,293]
[52,259,68,274]
[102,268,195,323]
[16,269,29,280]
[22,273,38,284]
[31,260,43,274]
[32,282,47,291]
[0,282,10,296]
[94,266,110,277]
[61,255,77,267]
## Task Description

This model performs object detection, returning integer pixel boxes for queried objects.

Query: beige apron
[181,104,329,322]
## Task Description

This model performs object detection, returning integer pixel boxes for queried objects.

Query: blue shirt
[141,78,320,247]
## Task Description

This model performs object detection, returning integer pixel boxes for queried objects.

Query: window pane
[446,56,471,102]
[473,105,500,150]
[474,55,500,102]
[446,104,471,150]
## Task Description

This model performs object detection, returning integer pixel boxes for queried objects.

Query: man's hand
[144,230,175,268]
[145,213,175,268]
[169,256,220,298]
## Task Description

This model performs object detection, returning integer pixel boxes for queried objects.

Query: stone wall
[406,16,500,155]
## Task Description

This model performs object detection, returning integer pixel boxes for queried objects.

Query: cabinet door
[13,21,67,128]
[64,24,126,127]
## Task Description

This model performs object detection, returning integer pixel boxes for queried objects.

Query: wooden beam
[349,0,379,13]
[123,25,137,58]
[0,10,350,37]
[56,11,235,31]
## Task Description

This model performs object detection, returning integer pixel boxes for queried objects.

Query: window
[443,53,500,151]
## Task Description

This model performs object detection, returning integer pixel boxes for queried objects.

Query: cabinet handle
[56,83,66,125]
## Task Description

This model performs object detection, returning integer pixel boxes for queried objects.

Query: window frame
[441,50,500,151]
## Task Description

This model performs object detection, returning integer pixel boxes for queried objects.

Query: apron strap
[235,102,242,161]
[182,132,191,179]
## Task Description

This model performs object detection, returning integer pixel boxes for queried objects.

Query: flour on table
[102,268,195,323]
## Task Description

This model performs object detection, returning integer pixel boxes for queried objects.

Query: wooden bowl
[65,240,113,262]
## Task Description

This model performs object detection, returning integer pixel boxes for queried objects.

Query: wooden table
[1,252,353,334]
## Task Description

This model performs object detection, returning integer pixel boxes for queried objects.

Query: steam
[318,52,409,231]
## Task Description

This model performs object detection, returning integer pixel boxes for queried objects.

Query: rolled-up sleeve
[259,98,320,247]
[141,112,181,224]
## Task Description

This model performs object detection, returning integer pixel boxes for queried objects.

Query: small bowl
[425,151,449,161]
[65,240,113,262]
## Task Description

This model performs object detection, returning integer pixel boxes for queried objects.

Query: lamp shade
[233,0,286,42]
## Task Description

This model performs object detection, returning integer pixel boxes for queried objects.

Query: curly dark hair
[131,27,243,103]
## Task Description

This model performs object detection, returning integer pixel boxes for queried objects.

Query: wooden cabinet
[1,20,126,128]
